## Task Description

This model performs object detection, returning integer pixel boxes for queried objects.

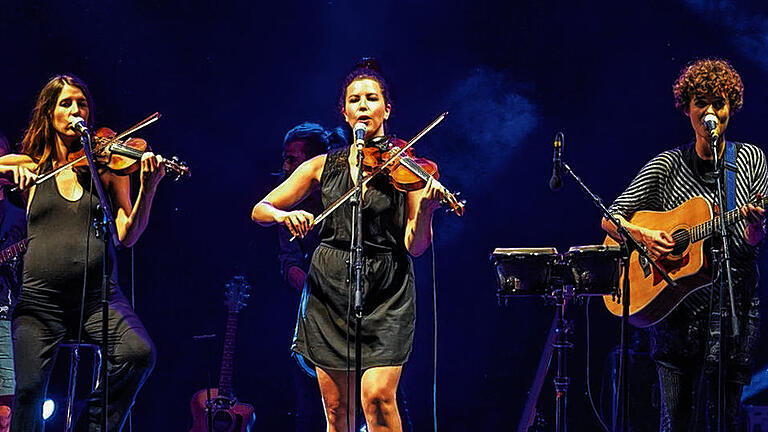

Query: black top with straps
[16,175,118,316]
[317,146,408,253]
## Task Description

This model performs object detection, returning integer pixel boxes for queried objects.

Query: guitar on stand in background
[189,275,256,432]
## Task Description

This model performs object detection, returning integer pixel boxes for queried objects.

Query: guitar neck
[217,309,239,398]
[0,239,27,265]
[691,196,768,242]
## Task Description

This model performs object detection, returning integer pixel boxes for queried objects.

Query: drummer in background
[601,58,766,431]
[274,121,344,430]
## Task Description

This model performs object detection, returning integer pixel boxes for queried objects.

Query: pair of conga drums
[491,245,622,300]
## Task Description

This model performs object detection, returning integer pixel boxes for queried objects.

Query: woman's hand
[277,210,315,238]
[139,152,166,192]
[417,177,445,214]
[0,165,37,190]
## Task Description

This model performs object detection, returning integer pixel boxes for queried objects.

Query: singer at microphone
[601,58,766,432]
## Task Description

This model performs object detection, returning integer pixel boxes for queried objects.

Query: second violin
[26,112,191,191]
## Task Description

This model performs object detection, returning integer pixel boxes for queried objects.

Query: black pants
[657,361,745,431]
[10,295,155,432]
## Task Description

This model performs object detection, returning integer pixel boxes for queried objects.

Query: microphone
[703,113,719,141]
[69,116,89,135]
[549,132,564,191]
[353,122,366,149]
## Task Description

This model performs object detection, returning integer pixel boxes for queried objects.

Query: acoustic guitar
[189,276,256,432]
[603,195,762,327]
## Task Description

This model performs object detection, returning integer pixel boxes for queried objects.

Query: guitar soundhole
[212,409,235,431]
[670,229,690,256]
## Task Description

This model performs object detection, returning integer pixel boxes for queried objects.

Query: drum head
[491,248,558,298]
[565,245,621,296]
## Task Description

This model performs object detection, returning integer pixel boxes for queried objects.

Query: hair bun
[355,57,381,73]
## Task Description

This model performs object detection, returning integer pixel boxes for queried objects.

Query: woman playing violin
[252,60,445,432]
[1,75,164,432]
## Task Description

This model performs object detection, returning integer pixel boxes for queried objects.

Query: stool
[48,342,103,432]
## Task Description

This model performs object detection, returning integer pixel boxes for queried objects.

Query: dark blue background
[2,1,768,430]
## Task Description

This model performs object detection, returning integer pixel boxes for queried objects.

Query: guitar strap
[725,140,737,211]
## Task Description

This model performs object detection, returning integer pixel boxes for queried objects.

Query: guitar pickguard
[651,254,690,286]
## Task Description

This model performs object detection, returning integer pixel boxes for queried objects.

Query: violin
[361,136,465,216]
[18,113,191,192]
[70,127,191,180]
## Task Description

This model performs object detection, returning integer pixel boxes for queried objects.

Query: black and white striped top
[609,141,767,277]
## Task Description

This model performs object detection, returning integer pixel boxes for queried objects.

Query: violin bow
[19,112,162,190]
[289,111,448,242]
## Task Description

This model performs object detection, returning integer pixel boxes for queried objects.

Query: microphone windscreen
[549,175,562,191]
[703,113,719,128]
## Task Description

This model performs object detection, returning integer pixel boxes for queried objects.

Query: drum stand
[552,285,573,432]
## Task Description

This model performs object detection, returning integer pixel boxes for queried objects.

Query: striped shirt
[609,141,767,276]
[611,141,767,376]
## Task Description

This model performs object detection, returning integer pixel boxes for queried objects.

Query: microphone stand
[708,134,739,432]
[350,140,365,431]
[556,158,676,432]
[79,130,121,432]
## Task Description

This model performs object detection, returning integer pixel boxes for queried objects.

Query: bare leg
[361,366,402,432]
[316,367,355,432]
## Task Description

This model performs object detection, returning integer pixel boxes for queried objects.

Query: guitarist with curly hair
[602,58,767,431]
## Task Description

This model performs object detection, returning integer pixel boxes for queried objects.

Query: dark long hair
[21,74,94,171]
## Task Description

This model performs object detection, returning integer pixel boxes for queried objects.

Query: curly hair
[672,58,743,114]
[21,74,94,171]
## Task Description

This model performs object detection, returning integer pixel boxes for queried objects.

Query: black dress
[292,146,416,371]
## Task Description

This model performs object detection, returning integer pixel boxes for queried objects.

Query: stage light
[744,365,768,402]
[359,426,368,432]
[42,398,55,420]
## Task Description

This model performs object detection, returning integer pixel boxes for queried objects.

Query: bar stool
[48,341,103,432]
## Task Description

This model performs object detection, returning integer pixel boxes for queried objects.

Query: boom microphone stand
[550,132,676,431]
[73,118,121,431]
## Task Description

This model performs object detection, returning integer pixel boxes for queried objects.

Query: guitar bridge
[639,255,652,278]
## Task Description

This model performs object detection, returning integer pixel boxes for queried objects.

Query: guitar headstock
[224,275,252,313]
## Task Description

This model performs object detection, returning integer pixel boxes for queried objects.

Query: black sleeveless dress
[292,147,416,371]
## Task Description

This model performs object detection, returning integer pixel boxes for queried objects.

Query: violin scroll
[437,186,466,217]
